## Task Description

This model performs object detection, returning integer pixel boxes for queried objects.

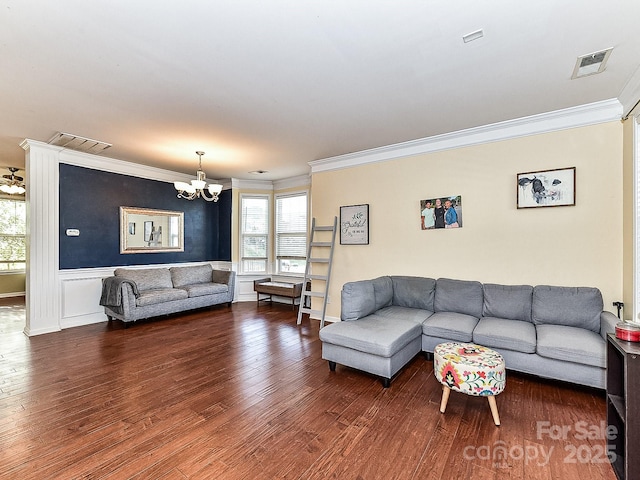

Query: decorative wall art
[340,204,369,245]
[420,196,462,230]
[517,167,576,208]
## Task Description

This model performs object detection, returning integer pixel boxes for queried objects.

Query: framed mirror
[120,206,184,254]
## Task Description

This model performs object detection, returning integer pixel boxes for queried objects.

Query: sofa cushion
[482,283,533,323]
[473,317,536,353]
[319,315,422,358]
[391,276,435,311]
[374,305,433,325]
[422,311,479,342]
[136,288,189,307]
[532,285,603,333]
[372,276,393,311]
[212,269,232,285]
[434,278,483,318]
[170,264,213,287]
[536,324,606,368]
[180,282,229,298]
[341,277,392,321]
[115,268,173,292]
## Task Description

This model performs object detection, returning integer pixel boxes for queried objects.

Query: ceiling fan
[0,167,26,195]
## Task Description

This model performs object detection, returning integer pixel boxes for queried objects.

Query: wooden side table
[607,333,640,480]
[253,278,303,310]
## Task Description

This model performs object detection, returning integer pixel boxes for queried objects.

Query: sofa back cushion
[341,276,392,321]
[212,269,233,285]
[114,267,173,292]
[391,276,435,311]
[434,278,483,318]
[482,283,533,322]
[170,264,213,287]
[532,285,603,333]
[372,276,393,311]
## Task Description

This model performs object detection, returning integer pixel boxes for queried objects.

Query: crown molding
[309,99,623,174]
[21,139,195,183]
[273,174,310,190]
[231,178,274,191]
[620,64,640,119]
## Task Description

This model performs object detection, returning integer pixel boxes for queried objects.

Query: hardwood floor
[0,302,616,479]
[0,296,25,335]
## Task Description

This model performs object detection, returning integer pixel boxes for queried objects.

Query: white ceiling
[1,0,639,181]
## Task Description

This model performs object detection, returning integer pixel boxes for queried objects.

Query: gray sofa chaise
[100,264,235,326]
[319,276,618,389]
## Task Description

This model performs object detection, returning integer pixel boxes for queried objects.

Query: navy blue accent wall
[59,164,232,269]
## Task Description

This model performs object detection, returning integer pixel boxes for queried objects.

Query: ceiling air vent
[47,132,112,155]
[571,48,613,79]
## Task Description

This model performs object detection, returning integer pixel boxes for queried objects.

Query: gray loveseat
[319,276,618,389]
[100,264,235,326]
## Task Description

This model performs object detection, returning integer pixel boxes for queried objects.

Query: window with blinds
[0,198,26,271]
[240,195,269,274]
[275,192,308,274]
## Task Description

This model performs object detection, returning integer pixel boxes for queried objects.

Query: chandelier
[0,167,25,195]
[174,151,223,202]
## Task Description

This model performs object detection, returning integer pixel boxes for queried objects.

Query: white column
[21,140,62,336]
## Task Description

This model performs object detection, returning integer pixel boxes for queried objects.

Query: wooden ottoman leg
[439,385,451,414]
[487,395,500,426]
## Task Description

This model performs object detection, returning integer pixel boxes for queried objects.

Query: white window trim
[240,193,270,275]
[275,189,309,276]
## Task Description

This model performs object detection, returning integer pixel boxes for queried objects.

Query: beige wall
[0,272,26,296]
[312,121,624,319]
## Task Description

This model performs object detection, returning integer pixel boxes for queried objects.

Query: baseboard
[59,312,108,330]
[310,313,340,323]
[0,291,25,298]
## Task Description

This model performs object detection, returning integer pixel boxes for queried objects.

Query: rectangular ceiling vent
[571,47,613,79]
[47,132,112,155]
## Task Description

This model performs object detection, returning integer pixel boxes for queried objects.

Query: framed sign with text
[340,204,369,245]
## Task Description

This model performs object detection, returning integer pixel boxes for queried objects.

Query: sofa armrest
[119,282,138,316]
[600,311,619,340]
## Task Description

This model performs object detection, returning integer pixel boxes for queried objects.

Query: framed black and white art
[517,167,576,209]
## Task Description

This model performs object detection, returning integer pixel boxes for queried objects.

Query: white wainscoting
[58,261,234,330]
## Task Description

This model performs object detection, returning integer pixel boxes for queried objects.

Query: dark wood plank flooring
[0,302,616,479]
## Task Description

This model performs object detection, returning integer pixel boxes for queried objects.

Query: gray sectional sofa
[100,264,235,326]
[319,276,618,389]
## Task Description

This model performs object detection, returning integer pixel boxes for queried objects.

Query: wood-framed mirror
[120,206,184,254]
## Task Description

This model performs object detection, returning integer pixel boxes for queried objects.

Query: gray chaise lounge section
[101,264,235,325]
[319,276,618,389]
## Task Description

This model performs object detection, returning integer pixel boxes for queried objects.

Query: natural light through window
[275,192,308,275]
[240,195,269,274]
[0,198,26,271]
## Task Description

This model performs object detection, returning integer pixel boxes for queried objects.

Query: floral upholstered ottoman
[433,342,506,426]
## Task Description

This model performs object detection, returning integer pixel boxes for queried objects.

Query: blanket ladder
[297,216,337,328]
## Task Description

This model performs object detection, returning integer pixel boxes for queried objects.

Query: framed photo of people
[340,204,369,245]
[517,167,576,208]
[420,196,462,230]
